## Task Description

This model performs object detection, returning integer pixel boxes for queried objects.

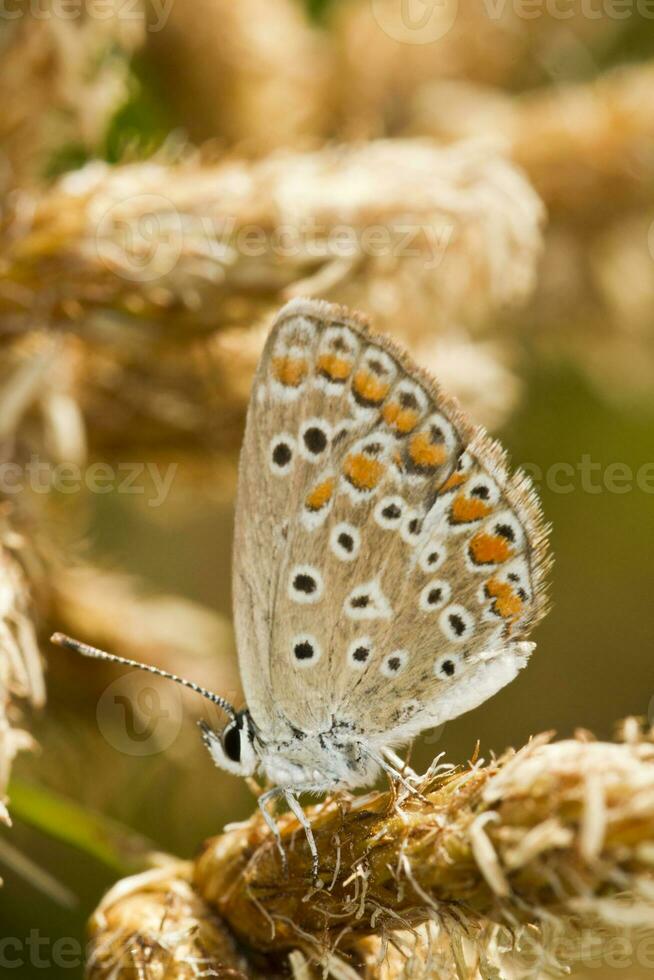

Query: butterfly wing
[233,299,550,744]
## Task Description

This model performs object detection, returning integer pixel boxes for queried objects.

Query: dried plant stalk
[0,0,144,186]
[0,339,238,704]
[194,727,654,970]
[512,62,654,223]
[0,140,543,336]
[86,862,264,979]
[87,725,654,977]
[523,211,654,405]
[405,63,654,403]
[330,0,623,139]
[410,62,654,224]
[0,141,543,452]
[0,514,45,827]
[0,303,517,462]
[146,0,333,152]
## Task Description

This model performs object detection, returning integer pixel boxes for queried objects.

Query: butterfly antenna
[51,633,237,720]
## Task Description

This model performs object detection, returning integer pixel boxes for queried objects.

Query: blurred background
[1,0,654,976]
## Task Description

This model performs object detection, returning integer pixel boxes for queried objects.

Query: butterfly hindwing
[233,299,549,742]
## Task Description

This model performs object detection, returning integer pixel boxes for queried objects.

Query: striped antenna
[51,633,237,720]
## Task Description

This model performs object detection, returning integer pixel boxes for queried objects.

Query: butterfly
[53,297,550,880]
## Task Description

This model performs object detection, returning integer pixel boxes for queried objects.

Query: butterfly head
[200,710,258,777]
[49,633,260,774]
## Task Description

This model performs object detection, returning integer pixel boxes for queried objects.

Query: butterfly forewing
[233,299,549,742]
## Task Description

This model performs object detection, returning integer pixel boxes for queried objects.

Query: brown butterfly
[54,297,550,879]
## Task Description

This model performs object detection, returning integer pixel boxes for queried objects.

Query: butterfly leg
[366,749,429,802]
[382,746,420,786]
[257,787,288,875]
[284,790,320,884]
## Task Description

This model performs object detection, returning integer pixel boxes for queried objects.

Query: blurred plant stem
[0,141,543,464]
[8,778,155,876]
[0,0,145,187]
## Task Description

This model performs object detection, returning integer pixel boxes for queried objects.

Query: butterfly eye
[221,723,241,763]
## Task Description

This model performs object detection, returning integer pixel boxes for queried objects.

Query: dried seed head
[87,862,262,980]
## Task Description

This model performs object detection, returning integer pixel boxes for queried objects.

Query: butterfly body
[256,718,379,792]
[201,704,393,791]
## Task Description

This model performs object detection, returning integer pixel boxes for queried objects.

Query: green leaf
[7,779,155,876]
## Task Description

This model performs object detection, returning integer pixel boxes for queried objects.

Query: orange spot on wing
[382,402,420,434]
[317,353,351,381]
[408,432,447,469]
[343,453,385,491]
[486,577,524,621]
[353,370,390,405]
[450,495,491,524]
[440,471,467,493]
[305,478,335,511]
[469,533,513,565]
[272,356,308,387]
